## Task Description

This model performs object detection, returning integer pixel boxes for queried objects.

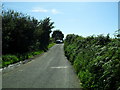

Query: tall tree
[52,30,64,42]
[2,10,39,54]
[35,17,54,51]
[2,9,54,54]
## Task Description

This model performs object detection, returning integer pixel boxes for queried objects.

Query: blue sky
[3,2,118,38]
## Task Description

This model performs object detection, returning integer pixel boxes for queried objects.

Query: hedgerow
[64,33,120,90]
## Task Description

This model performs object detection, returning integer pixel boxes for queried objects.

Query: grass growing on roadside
[2,55,19,67]
[0,57,2,68]
[2,43,55,68]
[48,43,56,48]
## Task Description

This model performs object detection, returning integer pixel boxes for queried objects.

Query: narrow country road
[3,44,81,88]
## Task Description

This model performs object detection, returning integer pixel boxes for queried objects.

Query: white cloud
[51,9,60,14]
[31,7,62,14]
[31,8,48,13]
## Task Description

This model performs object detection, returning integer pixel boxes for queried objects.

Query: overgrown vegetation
[64,31,120,90]
[2,43,56,68]
[2,9,56,67]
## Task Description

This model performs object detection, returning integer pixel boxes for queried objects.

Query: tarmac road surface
[2,44,81,88]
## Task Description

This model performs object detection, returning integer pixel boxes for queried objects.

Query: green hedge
[64,34,120,90]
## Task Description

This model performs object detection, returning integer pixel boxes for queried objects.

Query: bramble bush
[64,33,120,90]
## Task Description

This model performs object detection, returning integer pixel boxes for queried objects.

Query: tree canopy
[2,9,54,54]
[52,30,64,42]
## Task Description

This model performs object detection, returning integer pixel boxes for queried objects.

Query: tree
[52,30,64,42]
[2,9,54,54]
[2,10,39,54]
[36,17,54,51]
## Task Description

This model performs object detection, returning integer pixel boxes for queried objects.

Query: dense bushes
[2,10,54,54]
[64,33,120,90]
[2,9,56,67]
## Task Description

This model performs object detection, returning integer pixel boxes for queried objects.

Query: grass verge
[2,43,56,68]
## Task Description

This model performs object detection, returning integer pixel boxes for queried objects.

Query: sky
[3,2,118,38]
